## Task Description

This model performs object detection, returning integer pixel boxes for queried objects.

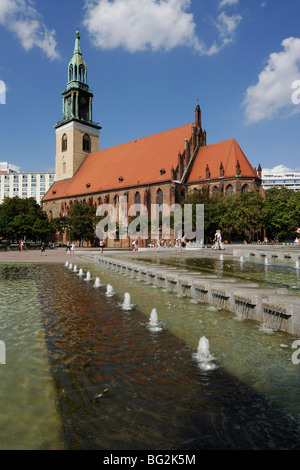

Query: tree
[262,187,300,241]
[67,201,100,246]
[0,197,52,243]
[182,189,264,242]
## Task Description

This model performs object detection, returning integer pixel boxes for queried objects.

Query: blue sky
[0,0,300,173]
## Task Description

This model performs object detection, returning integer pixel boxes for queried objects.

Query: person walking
[100,240,104,254]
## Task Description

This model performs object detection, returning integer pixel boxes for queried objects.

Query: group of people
[66,242,76,255]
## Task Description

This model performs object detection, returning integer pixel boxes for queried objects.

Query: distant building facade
[42,29,263,246]
[0,167,55,204]
[262,166,300,191]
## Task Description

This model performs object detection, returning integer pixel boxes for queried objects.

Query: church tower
[54,28,101,181]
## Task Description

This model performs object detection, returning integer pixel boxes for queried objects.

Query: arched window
[114,194,119,206]
[79,65,85,83]
[211,186,218,194]
[83,134,91,152]
[134,191,141,205]
[69,64,73,82]
[225,184,234,196]
[62,134,67,152]
[156,188,163,206]
[134,191,141,216]
[242,184,250,193]
[97,197,102,206]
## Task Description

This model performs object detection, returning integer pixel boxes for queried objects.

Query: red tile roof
[43,123,193,201]
[42,128,258,203]
[188,138,257,183]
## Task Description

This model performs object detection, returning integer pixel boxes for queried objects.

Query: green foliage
[262,187,300,240]
[182,187,299,242]
[66,200,100,246]
[0,197,53,243]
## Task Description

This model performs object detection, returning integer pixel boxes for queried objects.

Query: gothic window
[211,186,218,194]
[69,65,73,82]
[62,134,67,152]
[156,188,163,206]
[83,134,91,152]
[114,195,119,206]
[241,184,250,193]
[134,191,141,205]
[134,191,141,216]
[225,184,234,196]
[79,65,85,83]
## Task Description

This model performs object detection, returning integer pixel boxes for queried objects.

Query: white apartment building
[262,165,300,191]
[0,168,55,204]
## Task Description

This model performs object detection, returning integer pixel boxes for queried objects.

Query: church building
[42,29,263,247]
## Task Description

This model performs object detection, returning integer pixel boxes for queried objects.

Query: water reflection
[1,263,300,450]
[39,263,300,450]
[137,255,300,292]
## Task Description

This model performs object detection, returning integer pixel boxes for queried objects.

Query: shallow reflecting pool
[1,262,300,450]
[135,254,300,292]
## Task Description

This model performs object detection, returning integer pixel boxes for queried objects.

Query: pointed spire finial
[73,27,82,56]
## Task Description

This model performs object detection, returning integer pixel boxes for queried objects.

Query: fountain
[106,284,114,297]
[65,261,69,267]
[148,308,163,332]
[219,255,224,261]
[194,336,217,371]
[78,269,84,277]
[122,292,134,311]
[240,256,244,263]
[68,263,73,270]
[296,261,299,270]
[94,277,101,287]
[73,265,78,272]
[265,258,269,266]
[84,271,91,281]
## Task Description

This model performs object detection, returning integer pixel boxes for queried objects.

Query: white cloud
[219,0,239,8]
[215,11,242,44]
[244,37,300,124]
[262,165,300,174]
[83,0,242,55]
[0,161,20,172]
[0,0,59,60]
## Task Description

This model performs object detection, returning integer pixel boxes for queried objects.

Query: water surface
[1,262,300,450]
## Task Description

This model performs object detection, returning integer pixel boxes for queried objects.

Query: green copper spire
[55,27,101,131]
[67,28,87,87]
[73,27,82,57]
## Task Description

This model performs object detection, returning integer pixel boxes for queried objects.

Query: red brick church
[42,29,263,247]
